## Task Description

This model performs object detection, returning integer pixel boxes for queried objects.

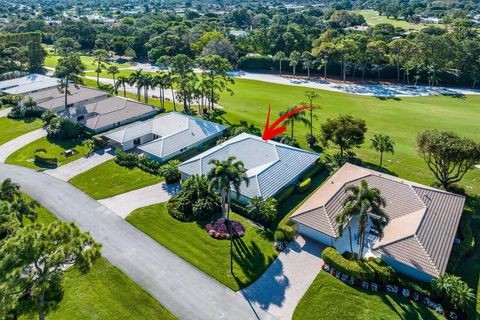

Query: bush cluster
[114,149,163,175]
[322,247,376,281]
[296,177,311,193]
[47,117,83,140]
[33,149,57,167]
[275,184,296,203]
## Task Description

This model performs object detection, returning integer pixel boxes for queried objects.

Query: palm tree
[0,179,20,203]
[279,106,311,139]
[207,156,249,220]
[433,274,475,310]
[128,69,143,101]
[107,66,119,94]
[273,51,286,75]
[304,91,319,136]
[137,73,153,104]
[370,134,395,169]
[116,75,129,97]
[343,180,388,260]
[153,72,168,110]
[160,160,181,184]
[93,49,109,85]
[335,202,356,255]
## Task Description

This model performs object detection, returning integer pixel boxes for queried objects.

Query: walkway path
[0,128,46,163]
[0,163,274,320]
[241,236,324,320]
[45,148,115,181]
[0,107,12,118]
[99,182,181,218]
[233,71,480,97]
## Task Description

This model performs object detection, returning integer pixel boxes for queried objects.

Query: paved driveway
[241,236,324,320]
[0,128,46,162]
[99,182,181,218]
[46,148,115,181]
[0,163,274,320]
[0,107,12,118]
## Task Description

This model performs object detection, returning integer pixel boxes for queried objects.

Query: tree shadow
[232,238,273,289]
[375,96,402,101]
[360,160,399,177]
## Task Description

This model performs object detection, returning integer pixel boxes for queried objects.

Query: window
[180,147,187,152]
[133,138,141,146]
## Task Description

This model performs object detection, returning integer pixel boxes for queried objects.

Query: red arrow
[262,105,313,141]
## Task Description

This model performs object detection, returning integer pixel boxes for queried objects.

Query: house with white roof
[178,133,320,203]
[0,74,59,95]
[104,112,227,162]
[290,162,465,281]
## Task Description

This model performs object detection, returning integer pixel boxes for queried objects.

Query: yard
[69,159,164,199]
[5,137,90,170]
[21,194,176,320]
[0,117,43,146]
[293,272,443,320]
[126,202,278,291]
[44,53,132,71]
[351,9,440,30]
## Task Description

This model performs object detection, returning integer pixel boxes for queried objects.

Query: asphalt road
[0,163,275,320]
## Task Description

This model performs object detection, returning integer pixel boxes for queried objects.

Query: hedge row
[322,247,377,281]
[34,150,57,167]
[114,150,162,175]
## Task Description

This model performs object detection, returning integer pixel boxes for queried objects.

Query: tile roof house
[0,74,59,95]
[104,112,227,162]
[290,162,465,281]
[178,133,320,203]
[27,86,109,113]
[57,96,158,133]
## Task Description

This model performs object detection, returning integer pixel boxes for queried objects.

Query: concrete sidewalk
[0,107,12,118]
[241,236,324,319]
[46,148,115,181]
[0,128,46,162]
[99,182,180,218]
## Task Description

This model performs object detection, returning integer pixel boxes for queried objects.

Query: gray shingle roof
[105,112,227,159]
[178,133,320,199]
[290,163,465,277]
[28,86,108,111]
[58,96,157,131]
[0,74,59,95]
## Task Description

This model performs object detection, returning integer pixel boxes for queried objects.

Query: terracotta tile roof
[290,163,465,277]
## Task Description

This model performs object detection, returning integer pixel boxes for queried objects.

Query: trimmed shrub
[274,230,285,242]
[367,258,396,283]
[301,162,324,180]
[321,247,375,281]
[138,156,162,175]
[114,149,139,169]
[93,136,107,150]
[230,201,248,216]
[34,150,57,167]
[275,184,295,203]
[278,225,295,242]
[296,178,311,193]
[167,196,189,221]
[7,106,24,119]
[41,110,57,125]
[396,273,431,297]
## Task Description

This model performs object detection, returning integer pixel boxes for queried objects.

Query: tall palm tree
[343,180,388,260]
[335,202,356,255]
[107,66,119,94]
[153,72,168,109]
[304,91,319,136]
[116,75,129,97]
[0,179,20,203]
[137,73,153,103]
[93,49,109,85]
[207,156,249,220]
[128,69,143,101]
[370,134,395,169]
[279,106,311,139]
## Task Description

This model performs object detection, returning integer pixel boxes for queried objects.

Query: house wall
[381,255,434,283]
[296,223,335,246]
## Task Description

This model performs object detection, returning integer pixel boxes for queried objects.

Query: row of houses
[0,74,464,283]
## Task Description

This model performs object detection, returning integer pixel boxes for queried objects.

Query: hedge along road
[0,163,276,320]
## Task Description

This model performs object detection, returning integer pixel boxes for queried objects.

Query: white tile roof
[290,163,465,277]
[0,74,59,95]
[178,133,320,199]
[105,112,227,159]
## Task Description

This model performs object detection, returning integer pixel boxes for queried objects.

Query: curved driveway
[0,163,274,320]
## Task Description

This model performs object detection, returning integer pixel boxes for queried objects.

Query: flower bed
[205,218,245,240]
[322,264,465,320]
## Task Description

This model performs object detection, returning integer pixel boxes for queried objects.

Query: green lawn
[85,68,144,79]
[19,194,176,320]
[126,203,278,291]
[0,117,43,146]
[69,159,164,199]
[351,9,441,30]
[5,137,90,170]
[44,53,132,71]
[293,272,443,320]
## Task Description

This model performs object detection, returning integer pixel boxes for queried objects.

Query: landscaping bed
[126,202,278,291]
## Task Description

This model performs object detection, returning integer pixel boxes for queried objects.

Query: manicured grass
[351,9,440,30]
[293,272,443,320]
[5,137,89,170]
[69,159,164,199]
[126,203,278,291]
[19,196,176,320]
[44,53,132,71]
[0,117,43,146]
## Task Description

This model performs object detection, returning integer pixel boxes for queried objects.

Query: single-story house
[290,162,465,282]
[0,74,59,95]
[104,112,227,162]
[57,96,158,133]
[178,133,320,203]
[27,86,109,113]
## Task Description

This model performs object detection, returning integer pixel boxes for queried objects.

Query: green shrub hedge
[321,247,375,281]
[301,162,324,180]
[296,178,311,193]
[278,225,295,242]
[275,184,296,203]
[34,150,57,167]
[274,230,285,242]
